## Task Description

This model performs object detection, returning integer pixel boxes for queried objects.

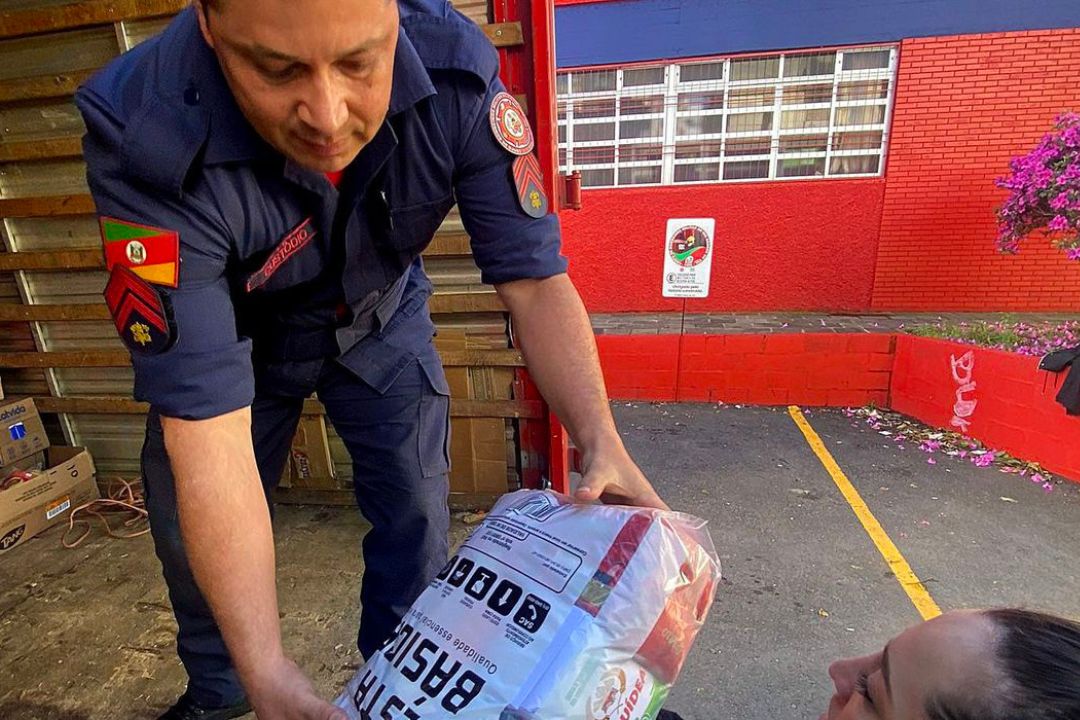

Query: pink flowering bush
[996,112,1080,261]
[909,319,1080,356]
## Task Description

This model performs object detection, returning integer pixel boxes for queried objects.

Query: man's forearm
[162,408,285,692]
[496,274,620,454]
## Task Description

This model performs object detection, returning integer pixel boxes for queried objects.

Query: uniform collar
[199,22,436,167]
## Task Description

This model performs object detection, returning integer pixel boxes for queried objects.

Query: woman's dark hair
[927,608,1080,720]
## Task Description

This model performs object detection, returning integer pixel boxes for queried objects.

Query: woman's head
[822,608,1080,720]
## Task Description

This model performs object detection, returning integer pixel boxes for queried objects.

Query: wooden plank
[0,350,127,367]
[33,396,146,414]
[429,292,503,314]
[425,232,472,256]
[0,296,506,322]
[0,249,103,272]
[32,395,540,418]
[2,348,523,368]
[0,303,110,322]
[439,350,524,367]
[0,69,97,103]
[0,137,83,163]
[0,3,517,46]
[483,21,523,48]
[0,234,472,272]
[0,0,187,40]
[0,194,96,219]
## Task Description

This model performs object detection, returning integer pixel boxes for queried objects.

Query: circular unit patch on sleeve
[489,91,535,156]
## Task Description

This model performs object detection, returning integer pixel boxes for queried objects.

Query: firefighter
[76,0,667,718]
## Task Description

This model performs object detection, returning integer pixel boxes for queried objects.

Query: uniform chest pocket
[383,194,455,255]
[244,216,325,293]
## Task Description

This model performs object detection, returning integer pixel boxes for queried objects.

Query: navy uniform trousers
[141,343,451,708]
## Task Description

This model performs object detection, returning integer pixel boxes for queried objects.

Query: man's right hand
[249,656,348,720]
[163,409,342,719]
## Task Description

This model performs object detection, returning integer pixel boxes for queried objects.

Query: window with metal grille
[557,46,896,188]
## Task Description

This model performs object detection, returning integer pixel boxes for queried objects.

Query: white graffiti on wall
[949,351,977,432]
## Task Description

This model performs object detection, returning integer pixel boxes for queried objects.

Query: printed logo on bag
[507,492,567,522]
[587,667,647,720]
[0,524,26,552]
[587,668,627,720]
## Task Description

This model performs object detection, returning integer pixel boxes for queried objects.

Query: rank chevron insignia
[103,266,176,355]
[99,216,180,287]
[512,154,549,219]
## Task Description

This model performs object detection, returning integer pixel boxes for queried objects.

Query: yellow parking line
[788,406,942,621]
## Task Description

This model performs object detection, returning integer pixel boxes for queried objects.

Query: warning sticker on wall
[662,219,714,298]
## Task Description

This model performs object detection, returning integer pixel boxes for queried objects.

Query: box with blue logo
[0,398,98,554]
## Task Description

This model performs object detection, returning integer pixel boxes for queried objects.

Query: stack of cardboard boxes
[0,394,98,555]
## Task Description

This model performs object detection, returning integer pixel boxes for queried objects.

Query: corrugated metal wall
[0,0,536,505]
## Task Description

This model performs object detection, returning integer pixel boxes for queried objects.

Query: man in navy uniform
[77,0,666,717]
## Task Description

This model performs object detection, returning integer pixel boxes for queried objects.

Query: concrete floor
[1,404,1077,719]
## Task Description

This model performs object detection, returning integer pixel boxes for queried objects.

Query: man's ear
[194,1,216,49]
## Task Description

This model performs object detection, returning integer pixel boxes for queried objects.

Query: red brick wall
[872,29,1080,311]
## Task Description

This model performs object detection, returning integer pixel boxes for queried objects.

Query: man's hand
[248,656,348,720]
[574,438,669,510]
[497,275,670,511]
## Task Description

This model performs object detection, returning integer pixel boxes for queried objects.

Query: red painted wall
[562,180,885,313]
[890,335,1080,480]
[871,30,1080,311]
[596,333,894,406]
[559,29,1080,314]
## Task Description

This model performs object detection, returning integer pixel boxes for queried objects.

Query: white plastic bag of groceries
[335,489,721,720]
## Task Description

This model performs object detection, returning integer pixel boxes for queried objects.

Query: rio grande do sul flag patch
[99,216,180,288]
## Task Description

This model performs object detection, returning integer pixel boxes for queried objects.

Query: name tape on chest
[246,216,317,292]
[99,216,180,288]
[489,92,534,156]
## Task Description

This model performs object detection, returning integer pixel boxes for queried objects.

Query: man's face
[197,0,399,172]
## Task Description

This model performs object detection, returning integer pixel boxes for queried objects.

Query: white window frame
[558,45,898,188]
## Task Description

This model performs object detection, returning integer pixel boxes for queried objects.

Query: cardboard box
[0,398,99,555]
[0,471,99,554]
[0,397,48,468]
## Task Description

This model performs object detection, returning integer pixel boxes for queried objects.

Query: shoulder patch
[490,92,534,156]
[100,216,180,288]
[103,266,176,355]
[512,154,549,219]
